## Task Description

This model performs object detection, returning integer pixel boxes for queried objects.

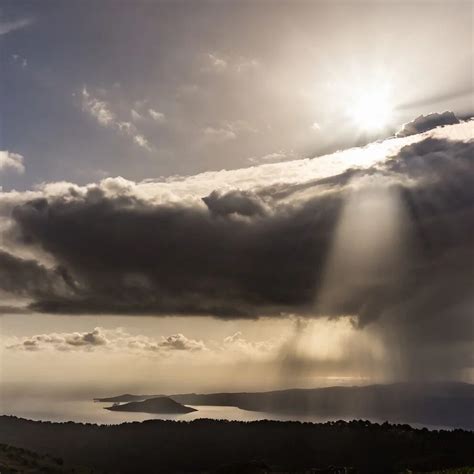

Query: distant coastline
[93,382,474,430]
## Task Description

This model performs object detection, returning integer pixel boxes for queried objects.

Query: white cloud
[156,333,206,352]
[7,328,108,352]
[82,88,115,126]
[207,53,227,71]
[235,57,260,73]
[202,120,256,144]
[81,88,153,151]
[148,108,166,122]
[204,53,259,74]
[133,134,152,150]
[0,151,25,174]
[6,327,206,354]
[5,327,277,361]
[202,126,237,143]
[0,18,32,36]
[248,150,298,164]
[0,120,469,217]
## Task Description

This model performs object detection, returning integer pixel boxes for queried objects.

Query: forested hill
[0,416,473,473]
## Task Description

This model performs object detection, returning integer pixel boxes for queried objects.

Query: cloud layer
[0,119,473,378]
[5,327,277,362]
[6,327,206,354]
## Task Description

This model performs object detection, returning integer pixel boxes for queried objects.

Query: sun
[347,87,394,132]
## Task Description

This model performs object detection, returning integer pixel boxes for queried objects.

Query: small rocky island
[105,396,197,414]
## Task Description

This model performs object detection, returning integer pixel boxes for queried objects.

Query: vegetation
[0,416,473,473]
[0,443,99,473]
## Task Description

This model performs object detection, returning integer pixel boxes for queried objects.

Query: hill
[105,396,196,414]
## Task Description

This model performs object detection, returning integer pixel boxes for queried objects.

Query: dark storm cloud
[3,134,472,332]
[0,249,65,299]
[202,190,267,217]
[396,111,460,137]
[9,185,340,317]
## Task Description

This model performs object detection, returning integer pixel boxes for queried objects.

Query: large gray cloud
[1,134,472,328]
[396,111,460,138]
[0,124,473,379]
[0,250,66,299]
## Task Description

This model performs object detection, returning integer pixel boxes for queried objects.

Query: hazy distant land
[96,382,474,430]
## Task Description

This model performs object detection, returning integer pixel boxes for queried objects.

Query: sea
[0,396,455,430]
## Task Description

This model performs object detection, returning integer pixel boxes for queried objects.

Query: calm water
[0,398,338,425]
[0,396,455,430]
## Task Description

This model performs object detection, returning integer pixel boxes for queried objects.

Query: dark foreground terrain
[0,416,473,473]
[0,443,99,473]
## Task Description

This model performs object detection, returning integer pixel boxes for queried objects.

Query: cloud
[0,122,471,327]
[207,53,227,71]
[5,326,285,370]
[157,333,206,351]
[11,54,28,69]
[202,126,236,142]
[0,117,472,378]
[0,18,32,36]
[0,250,68,299]
[221,331,280,359]
[148,108,166,122]
[133,134,151,149]
[6,327,206,354]
[248,150,297,164]
[0,151,25,174]
[396,111,460,137]
[203,121,256,144]
[81,88,152,151]
[235,58,259,73]
[4,322,377,376]
[81,88,115,126]
[203,190,267,218]
[204,53,259,74]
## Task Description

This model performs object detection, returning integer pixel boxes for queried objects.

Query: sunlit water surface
[0,397,455,431]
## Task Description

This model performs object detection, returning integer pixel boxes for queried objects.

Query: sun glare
[348,87,394,132]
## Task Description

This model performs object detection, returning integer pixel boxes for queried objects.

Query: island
[105,396,197,414]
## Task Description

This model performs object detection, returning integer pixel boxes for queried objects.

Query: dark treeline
[0,416,473,473]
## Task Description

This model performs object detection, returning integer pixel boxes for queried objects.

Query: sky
[0,1,473,399]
